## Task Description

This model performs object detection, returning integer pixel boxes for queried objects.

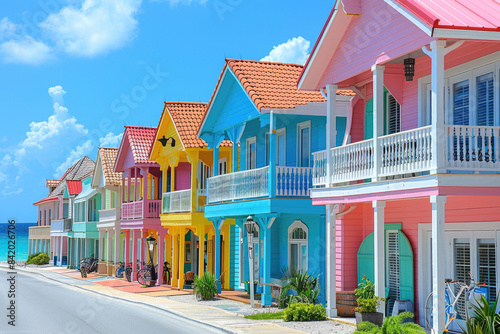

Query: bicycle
[162,261,171,285]
[425,273,486,331]
[79,255,98,278]
[115,262,125,278]
[137,262,158,287]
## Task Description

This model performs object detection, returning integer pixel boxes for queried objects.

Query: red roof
[66,180,82,195]
[392,0,500,32]
[33,196,58,206]
[125,126,158,164]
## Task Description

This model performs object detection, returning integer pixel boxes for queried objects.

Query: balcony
[312,125,500,187]
[162,189,206,213]
[122,199,161,220]
[97,208,120,229]
[207,165,313,204]
[28,226,51,239]
[50,219,73,233]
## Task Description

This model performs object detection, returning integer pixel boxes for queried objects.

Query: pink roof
[66,180,82,195]
[393,0,500,31]
[33,196,58,206]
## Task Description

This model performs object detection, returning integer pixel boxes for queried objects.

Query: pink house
[114,126,165,282]
[299,0,500,332]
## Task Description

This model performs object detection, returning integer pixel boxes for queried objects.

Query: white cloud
[54,140,94,177]
[0,18,17,39]
[48,85,67,104]
[0,36,53,65]
[100,132,123,147]
[40,0,142,57]
[261,36,311,65]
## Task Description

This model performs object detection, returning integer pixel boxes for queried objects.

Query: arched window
[288,221,308,273]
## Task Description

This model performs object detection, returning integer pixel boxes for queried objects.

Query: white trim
[288,220,309,272]
[218,157,227,176]
[297,120,312,167]
[433,28,500,41]
[198,68,228,137]
[384,0,433,37]
[246,136,256,170]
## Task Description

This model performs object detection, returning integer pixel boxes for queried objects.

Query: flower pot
[355,311,384,328]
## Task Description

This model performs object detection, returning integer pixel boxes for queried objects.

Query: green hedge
[283,303,326,322]
[26,252,50,265]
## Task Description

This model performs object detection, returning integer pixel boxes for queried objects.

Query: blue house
[198,59,353,306]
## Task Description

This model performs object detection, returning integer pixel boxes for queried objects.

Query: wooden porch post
[325,204,337,317]
[197,224,205,277]
[171,228,179,287]
[326,84,337,186]
[189,152,199,212]
[372,65,385,180]
[98,229,105,260]
[157,230,166,285]
[431,195,446,333]
[373,200,386,314]
[131,230,137,281]
[430,41,447,174]
[179,227,186,289]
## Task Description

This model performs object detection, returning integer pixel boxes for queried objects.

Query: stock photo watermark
[6,219,16,327]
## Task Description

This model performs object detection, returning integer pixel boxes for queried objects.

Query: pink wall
[37,202,57,226]
[319,0,434,87]
[175,162,191,191]
[338,195,500,320]
[350,99,365,143]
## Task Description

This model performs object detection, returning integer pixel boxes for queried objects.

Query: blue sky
[0,0,332,223]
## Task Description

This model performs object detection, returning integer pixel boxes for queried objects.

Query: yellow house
[150,102,233,289]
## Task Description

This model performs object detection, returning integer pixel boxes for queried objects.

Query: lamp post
[244,216,256,308]
[146,235,157,284]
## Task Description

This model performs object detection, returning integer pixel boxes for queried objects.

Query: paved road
[0,269,227,334]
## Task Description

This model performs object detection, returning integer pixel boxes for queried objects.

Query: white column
[98,229,104,260]
[114,227,121,264]
[431,195,446,333]
[325,84,337,186]
[373,200,386,313]
[107,229,112,273]
[325,204,337,317]
[430,41,447,174]
[58,236,63,267]
[372,65,385,180]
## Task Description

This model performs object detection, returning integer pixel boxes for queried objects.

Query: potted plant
[244,280,257,295]
[354,276,384,327]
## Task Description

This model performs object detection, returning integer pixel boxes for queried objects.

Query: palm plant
[459,294,500,334]
[193,272,218,301]
[278,267,320,308]
[354,312,425,334]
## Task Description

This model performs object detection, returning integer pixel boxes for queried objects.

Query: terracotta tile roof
[162,102,232,149]
[46,179,59,188]
[125,126,159,164]
[98,147,122,186]
[33,196,58,206]
[66,180,82,195]
[225,59,355,111]
[49,156,95,197]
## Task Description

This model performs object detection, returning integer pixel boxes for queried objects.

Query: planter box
[355,312,383,328]
[336,291,357,317]
[107,264,115,276]
[98,262,107,275]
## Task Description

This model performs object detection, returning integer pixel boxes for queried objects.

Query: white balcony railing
[28,226,51,239]
[208,166,269,203]
[161,189,207,213]
[313,125,500,187]
[276,166,313,196]
[98,208,120,222]
[50,218,72,232]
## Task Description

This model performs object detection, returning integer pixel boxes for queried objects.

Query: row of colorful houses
[29,1,500,332]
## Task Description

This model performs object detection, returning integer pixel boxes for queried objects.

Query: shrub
[354,312,425,334]
[355,276,383,313]
[283,303,326,322]
[26,252,50,265]
[193,272,218,301]
[459,294,500,334]
[278,268,321,309]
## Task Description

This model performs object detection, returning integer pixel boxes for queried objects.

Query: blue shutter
[453,80,470,125]
[476,72,494,126]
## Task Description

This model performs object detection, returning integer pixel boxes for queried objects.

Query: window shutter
[387,231,400,315]
[398,231,414,306]
[454,241,471,319]
[478,240,496,303]
[357,233,375,283]
[476,73,494,126]
[453,80,470,125]
[387,95,401,134]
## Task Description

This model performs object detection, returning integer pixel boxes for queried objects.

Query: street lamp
[146,235,157,283]
[244,216,257,308]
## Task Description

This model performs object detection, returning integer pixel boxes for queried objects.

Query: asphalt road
[0,269,227,334]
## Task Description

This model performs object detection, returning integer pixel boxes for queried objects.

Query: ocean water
[0,222,36,261]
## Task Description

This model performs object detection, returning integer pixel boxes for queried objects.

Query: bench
[259,278,284,299]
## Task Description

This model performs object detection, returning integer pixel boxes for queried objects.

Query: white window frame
[288,220,309,272]
[246,136,256,170]
[218,157,227,175]
[265,127,286,166]
[297,121,311,167]
[418,52,500,127]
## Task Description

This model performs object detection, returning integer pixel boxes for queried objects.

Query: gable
[91,154,104,188]
[150,108,183,166]
[318,0,434,87]
[199,68,259,140]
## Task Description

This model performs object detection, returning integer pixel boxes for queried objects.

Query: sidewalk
[5,264,356,334]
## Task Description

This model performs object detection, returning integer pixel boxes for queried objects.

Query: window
[386,94,401,134]
[297,121,311,167]
[454,239,471,320]
[246,137,256,170]
[39,211,42,226]
[44,210,46,226]
[265,128,286,166]
[452,79,470,125]
[476,73,495,126]
[48,209,52,225]
[386,230,401,315]
[197,161,210,190]
[478,239,496,303]
[288,221,308,273]
[218,157,227,175]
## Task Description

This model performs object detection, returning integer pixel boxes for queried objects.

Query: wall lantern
[158,135,175,147]
[404,57,415,81]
